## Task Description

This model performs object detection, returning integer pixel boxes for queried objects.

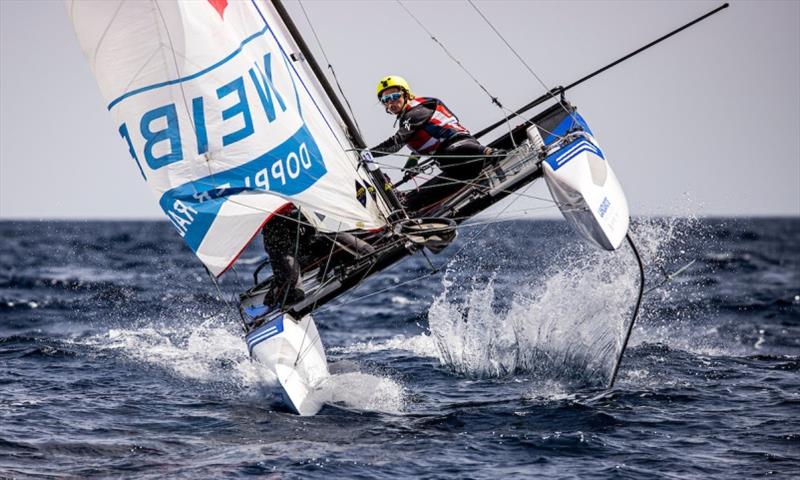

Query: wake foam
[85,314,277,390]
[83,314,406,413]
[315,370,406,414]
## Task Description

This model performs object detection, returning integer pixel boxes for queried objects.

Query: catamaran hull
[538,129,629,250]
[245,314,329,416]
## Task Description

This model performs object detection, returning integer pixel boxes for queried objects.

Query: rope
[445,172,535,262]
[204,266,248,334]
[396,0,503,110]
[643,260,696,296]
[313,173,540,314]
[366,156,559,205]
[466,0,579,122]
[395,0,517,141]
[313,270,440,314]
[295,222,343,366]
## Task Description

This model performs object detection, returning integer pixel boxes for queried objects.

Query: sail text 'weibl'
[67,0,392,275]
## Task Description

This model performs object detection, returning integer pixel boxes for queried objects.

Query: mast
[271,0,406,215]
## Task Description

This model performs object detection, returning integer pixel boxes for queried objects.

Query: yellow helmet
[376,75,411,98]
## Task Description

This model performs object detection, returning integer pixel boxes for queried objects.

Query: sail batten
[69,0,390,276]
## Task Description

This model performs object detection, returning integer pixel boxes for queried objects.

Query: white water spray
[428,218,691,385]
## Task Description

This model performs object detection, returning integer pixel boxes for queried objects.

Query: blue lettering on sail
[191,97,208,155]
[159,123,327,251]
[249,53,287,122]
[217,76,254,147]
[118,123,146,180]
[140,104,183,169]
[128,51,291,169]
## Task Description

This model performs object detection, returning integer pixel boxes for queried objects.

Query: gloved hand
[402,155,419,170]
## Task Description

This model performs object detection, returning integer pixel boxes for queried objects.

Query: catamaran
[67,0,728,415]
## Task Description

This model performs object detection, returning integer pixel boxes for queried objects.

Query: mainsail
[67,0,390,275]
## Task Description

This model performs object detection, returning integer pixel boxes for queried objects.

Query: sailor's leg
[402,137,498,214]
[403,174,460,213]
[333,232,376,256]
[263,215,305,306]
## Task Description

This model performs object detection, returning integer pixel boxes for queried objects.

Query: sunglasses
[380,92,404,104]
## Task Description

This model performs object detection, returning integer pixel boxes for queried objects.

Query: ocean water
[1,217,798,479]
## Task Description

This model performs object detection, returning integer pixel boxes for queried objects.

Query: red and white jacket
[370,97,470,157]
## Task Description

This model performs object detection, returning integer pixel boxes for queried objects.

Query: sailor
[261,204,315,309]
[365,75,503,213]
[261,204,377,311]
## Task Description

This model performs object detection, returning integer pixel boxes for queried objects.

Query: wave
[426,217,700,386]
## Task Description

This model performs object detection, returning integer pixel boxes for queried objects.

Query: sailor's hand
[403,155,419,170]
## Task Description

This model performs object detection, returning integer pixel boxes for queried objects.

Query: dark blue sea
[1,217,798,479]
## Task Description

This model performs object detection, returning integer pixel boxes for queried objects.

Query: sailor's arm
[368,105,434,158]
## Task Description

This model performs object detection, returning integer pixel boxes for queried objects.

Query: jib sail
[67,0,389,275]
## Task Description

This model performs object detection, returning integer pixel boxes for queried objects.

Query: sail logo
[117,52,290,175]
[112,44,330,250]
[159,123,326,247]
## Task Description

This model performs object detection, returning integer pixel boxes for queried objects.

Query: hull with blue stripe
[245,315,285,354]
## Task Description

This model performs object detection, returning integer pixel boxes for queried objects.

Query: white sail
[67,0,389,275]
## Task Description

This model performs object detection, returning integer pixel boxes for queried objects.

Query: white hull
[245,313,329,416]
[537,129,629,250]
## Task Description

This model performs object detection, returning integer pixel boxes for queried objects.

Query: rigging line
[642,260,696,296]
[395,0,518,143]
[293,313,315,367]
[366,150,510,161]
[279,207,304,308]
[311,223,343,312]
[296,0,364,137]
[357,103,574,155]
[204,265,247,333]
[295,327,323,366]
[313,270,439,314]
[607,232,646,389]
[296,234,412,318]
[395,0,503,109]
[445,175,535,262]
[456,206,562,227]
[295,221,343,367]
[366,158,558,204]
[408,173,556,204]
[466,0,577,121]
[227,263,251,305]
[203,190,380,236]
